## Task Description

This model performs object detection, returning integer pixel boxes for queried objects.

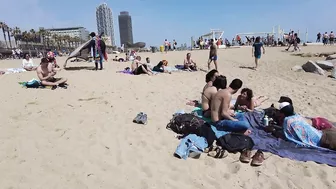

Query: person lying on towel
[131,56,154,75]
[36,58,67,89]
[279,102,336,151]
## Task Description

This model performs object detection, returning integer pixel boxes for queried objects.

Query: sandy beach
[0,46,336,189]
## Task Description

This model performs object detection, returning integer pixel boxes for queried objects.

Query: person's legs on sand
[207,59,212,71]
[254,57,258,70]
[214,60,218,70]
[99,52,103,70]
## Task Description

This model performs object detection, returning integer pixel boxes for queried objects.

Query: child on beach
[252,37,265,70]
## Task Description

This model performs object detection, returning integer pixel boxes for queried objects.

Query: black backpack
[217,133,254,153]
[296,38,301,43]
[166,113,206,135]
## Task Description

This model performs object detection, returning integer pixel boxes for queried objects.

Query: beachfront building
[96,3,116,46]
[45,27,90,41]
[118,11,133,47]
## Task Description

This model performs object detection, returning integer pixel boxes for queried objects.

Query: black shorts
[133,65,148,75]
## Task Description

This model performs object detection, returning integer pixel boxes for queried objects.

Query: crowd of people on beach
[173,68,336,165]
[316,31,335,45]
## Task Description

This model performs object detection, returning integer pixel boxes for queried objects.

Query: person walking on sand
[207,39,218,71]
[252,36,265,70]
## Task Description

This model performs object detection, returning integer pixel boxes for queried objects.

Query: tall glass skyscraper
[96,3,115,46]
[118,11,133,47]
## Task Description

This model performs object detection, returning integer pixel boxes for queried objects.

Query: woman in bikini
[202,75,227,117]
[234,88,268,112]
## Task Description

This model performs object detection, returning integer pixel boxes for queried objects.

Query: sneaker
[133,112,143,123]
[239,149,252,163]
[251,150,265,166]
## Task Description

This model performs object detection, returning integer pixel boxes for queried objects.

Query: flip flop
[133,112,143,123]
[139,114,148,125]
[208,147,228,159]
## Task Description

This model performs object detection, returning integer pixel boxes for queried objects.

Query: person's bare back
[211,89,232,122]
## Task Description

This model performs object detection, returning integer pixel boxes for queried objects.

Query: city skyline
[1,0,336,47]
[118,11,133,47]
[96,3,115,46]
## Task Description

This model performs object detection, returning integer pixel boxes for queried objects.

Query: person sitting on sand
[22,53,37,71]
[211,79,250,132]
[153,61,171,74]
[203,69,219,92]
[113,56,125,62]
[131,56,154,75]
[145,57,154,70]
[234,88,269,112]
[202,75,227,117]
[47,51,60,68]
[279,102,336,151]
[36,58,67,89]
[184,53,197,71]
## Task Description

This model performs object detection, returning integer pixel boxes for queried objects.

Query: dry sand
[0,46,336,189]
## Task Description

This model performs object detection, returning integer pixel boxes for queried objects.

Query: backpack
[217,133,254,153]
[296,38,301,43]
[166,113,206,135]
[25,80,41,88]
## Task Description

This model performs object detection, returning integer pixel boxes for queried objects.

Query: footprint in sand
[302,166,312,177]
[227,163,241,174]
[203,157,216,168]
[140,165,153,178]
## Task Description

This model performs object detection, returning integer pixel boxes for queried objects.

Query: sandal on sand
[204,145,216,153]
[239,149,252,163]
[251,150,265,166]
[51,86,57,90]
[133,112,143,123]
[208,147,228,159]
[138,113,148,125]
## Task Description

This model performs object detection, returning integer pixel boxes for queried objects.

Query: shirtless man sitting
[183,53,197,71]
[131,56,153,75]
[36,58,67,89]
[211,79,251,133]
[202,75,227,118]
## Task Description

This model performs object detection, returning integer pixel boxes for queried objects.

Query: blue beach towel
[183,108,336,166]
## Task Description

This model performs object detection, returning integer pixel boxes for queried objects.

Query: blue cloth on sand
[174,134,208,160]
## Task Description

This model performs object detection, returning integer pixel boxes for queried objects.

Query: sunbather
[203,69,219,92]
[113,56,125,62]
[36,58,67,89]
[277,96,335,130]
[202,75,227,117]
[184,53,197,71]
[153,61,171,73]
[279,102,336,151]
[234,88,269,112]
[131,56,154,75]
[22,53,37,71]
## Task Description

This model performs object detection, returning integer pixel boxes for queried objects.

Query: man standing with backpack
[88,32,107,70]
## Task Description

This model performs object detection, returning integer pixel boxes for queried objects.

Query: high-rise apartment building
[96,3,115,46]
[118,11,133,46]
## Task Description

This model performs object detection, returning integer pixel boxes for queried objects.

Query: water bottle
[264,115,269,126]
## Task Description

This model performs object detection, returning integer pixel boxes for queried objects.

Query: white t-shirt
[22,59,35,67]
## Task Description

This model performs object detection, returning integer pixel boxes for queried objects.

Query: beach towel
[116,70,134,75]
[189,108,336,166]
[175,65,197,72]
[5,68,26,74]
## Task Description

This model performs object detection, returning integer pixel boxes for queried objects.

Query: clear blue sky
[1,0,335,46]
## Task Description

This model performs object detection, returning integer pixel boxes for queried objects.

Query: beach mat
[175,65,197,72]
[190,108,336,166]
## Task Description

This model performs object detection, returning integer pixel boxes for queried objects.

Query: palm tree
[7,26,13,49]
[11,27,21,47]
[29,29,36,44]
[0,22,9,48]
[38,28,46,47]
[22,31,30,46]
